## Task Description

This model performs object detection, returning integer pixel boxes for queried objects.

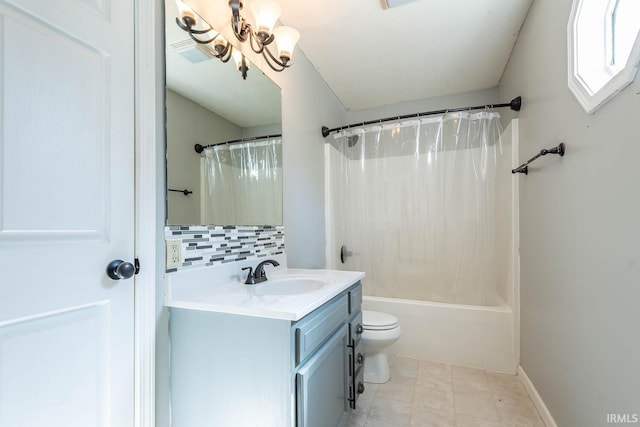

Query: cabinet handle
[357,353,364,365]
[357,382,365,394]
[356,324,363,335]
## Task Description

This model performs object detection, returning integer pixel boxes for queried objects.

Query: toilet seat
[362,310,399,331]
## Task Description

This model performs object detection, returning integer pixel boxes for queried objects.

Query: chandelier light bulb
[249,0,282,38]
[212,33,228,53]
[273,26,300,62]
[232,50,246,70]
[174,0,197,25]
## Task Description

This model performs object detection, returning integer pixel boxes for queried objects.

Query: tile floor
[348,356,545,427]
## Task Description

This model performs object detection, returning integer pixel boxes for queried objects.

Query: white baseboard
[518,365,558,427]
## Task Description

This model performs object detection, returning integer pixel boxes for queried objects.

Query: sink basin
[254,276,330,295]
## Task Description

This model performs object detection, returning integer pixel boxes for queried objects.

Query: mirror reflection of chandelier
[174,0,300,79]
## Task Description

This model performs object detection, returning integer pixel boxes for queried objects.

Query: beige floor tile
[353,391,376,419]
[361,382,380,399]
[376,381,416,403]
[452,377,492,400]
[485,371,520,388]
[389,356,420,384]
[364,417,410,427]
[451,365,487,382]
[490,382,534,409]
[416,372,453,389]
[348,411,368,427]
[496,401,544,427]
[455,414,503,427]
[414,383,455,412]
[351,359,540,427]
[366,395,413,426]
[418,360,452,381]
[410,406,456,427]
[454,394,499,422]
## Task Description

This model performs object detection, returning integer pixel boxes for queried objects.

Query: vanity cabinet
[170,281,363,427]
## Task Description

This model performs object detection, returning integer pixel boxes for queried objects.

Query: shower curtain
[201,137,282,225]
[330,111,504,306]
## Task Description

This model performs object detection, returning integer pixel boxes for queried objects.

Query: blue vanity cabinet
[169,281,363,427]
[295,324,349,427]
[292,293,350,427]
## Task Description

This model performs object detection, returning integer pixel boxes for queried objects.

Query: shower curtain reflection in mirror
[201,137,282,225]
[330,111,507,306]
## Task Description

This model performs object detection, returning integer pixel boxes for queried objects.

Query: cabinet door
[296,325,349,427]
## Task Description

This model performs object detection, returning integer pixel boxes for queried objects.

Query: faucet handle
[242,266,256,285]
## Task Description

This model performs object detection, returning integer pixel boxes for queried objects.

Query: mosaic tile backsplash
[165,225,285,273]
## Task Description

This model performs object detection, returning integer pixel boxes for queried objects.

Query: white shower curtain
[330,111,504,306]
[201,138,282,225]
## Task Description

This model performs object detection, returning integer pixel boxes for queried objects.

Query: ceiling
[278,0,533,110]
[170,0,533,119]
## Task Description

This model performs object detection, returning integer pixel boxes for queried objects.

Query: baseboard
[518,365,558,427]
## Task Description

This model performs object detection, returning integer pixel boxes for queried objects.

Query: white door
[0,0,135,425]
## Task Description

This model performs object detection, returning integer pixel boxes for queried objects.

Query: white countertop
[165,261,364,321]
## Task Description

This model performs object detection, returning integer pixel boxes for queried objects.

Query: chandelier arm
[262,49,287,72]
[231,15,250,42]
[175,17,212,35]
[248,31,265,54]
[262,46,290,71]
[219,46,233,63]
[185,30,220,45]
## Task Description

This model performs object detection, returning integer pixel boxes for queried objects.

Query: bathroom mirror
[165,0,283,226]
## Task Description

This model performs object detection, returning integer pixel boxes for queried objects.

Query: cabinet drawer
[295,294,348,365]
[348,283,362,314]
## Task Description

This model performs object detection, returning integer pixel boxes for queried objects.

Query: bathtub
[363,295,518,374]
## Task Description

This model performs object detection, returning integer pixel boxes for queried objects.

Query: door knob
[106,259,135,280]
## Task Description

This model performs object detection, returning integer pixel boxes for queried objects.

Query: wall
[166,89,242,224]
[261,50,347,269]
[498,1,640,425]
[242,123,282,138]
[345,87,498,124]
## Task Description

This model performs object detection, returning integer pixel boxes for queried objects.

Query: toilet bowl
[361,310,401,384]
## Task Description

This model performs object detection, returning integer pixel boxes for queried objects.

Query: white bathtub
[363,295,518,374]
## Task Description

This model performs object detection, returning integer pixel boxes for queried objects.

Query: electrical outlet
[166,240,182,269]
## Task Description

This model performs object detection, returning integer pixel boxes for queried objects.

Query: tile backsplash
[165,225,285,273]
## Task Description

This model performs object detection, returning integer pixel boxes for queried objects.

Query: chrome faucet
[242,259,280,285]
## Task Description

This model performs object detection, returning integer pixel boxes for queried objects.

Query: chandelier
[175,0,300,79]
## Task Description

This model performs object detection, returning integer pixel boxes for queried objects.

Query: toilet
[361,310,402,384]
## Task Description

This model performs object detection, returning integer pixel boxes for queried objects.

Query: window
[568,0,640,113]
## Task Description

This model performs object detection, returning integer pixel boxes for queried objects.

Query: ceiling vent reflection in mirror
[174,0,300,79]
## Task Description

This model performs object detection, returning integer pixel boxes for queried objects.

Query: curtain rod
[321,96,522,138]
[194,133,282,153]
